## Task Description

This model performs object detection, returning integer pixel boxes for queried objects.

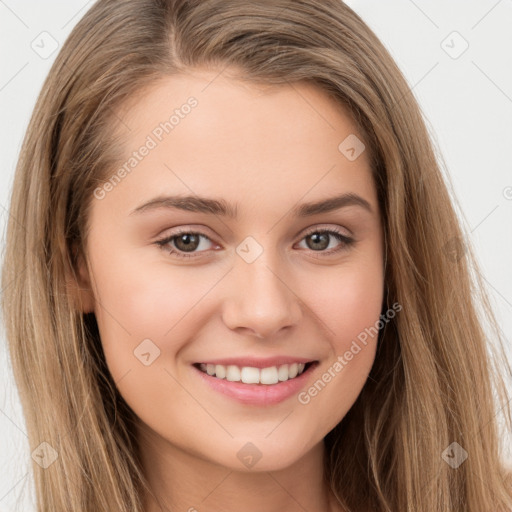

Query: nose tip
[227,297,297,338]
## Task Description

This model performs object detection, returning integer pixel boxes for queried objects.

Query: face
[76,68,384,473]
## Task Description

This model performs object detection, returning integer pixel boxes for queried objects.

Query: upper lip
[195,356,316,369]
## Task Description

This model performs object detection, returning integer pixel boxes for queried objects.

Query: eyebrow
[129,192,373,218]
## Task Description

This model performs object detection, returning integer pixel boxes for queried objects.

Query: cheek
[308,256,384,350]
[90,255,236,421]
[90,261,216,429]
[91,244,217,338]
[330,278,383,350]
[295,256,384,421]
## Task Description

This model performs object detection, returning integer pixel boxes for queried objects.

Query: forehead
[100,68,376,221]
[116,68,365,145]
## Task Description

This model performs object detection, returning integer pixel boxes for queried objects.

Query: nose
[221,253,303,339]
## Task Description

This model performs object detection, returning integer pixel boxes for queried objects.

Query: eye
[154,226,355,260]
[155,229,216,259]
[295,227,354,257]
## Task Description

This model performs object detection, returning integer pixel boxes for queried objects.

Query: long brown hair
[2,0,511,510]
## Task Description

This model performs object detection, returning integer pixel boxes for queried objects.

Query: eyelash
[155,227,355,260]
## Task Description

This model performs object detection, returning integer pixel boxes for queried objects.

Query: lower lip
[193,363,318,406]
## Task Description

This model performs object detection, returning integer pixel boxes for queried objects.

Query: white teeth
[197,362,309,385]
[260,366,279,385]
[241,367,260,384]
[277,365,288,381]
[215,364,226,379]
[226,365,241,382]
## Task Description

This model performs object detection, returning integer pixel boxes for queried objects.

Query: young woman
[2,0,511,511]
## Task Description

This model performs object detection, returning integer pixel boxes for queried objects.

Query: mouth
[193,361,317,385]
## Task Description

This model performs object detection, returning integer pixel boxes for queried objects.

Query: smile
[192,359,319,406]
[196,362,311,385]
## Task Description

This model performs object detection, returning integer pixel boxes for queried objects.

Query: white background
[1,1,511,510]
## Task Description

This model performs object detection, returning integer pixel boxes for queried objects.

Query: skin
[75,68,384,512]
